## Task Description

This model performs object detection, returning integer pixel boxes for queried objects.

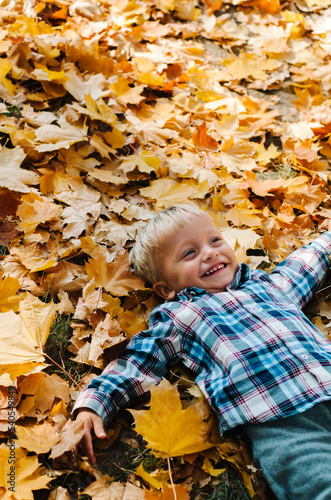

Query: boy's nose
[202,247,219,261]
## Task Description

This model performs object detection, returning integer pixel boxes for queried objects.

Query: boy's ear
[153,281,176,300]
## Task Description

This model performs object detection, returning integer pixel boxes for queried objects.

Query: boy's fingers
[74,411,105,463]
[92,416,106,439]
[83,427,96,464]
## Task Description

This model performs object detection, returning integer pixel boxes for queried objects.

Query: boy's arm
[72,313,181,459]
[269,231,331,308]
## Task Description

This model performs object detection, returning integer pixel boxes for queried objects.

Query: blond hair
[130,204,204,285]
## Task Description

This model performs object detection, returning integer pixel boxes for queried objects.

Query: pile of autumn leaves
[1,0,331,497]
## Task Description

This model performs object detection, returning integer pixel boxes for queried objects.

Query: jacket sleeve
[72,310,181,426]
[269,232,331,309]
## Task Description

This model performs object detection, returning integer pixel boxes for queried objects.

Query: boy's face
[153,212,239,300]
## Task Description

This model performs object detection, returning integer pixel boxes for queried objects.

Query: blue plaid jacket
[74,232,331,433]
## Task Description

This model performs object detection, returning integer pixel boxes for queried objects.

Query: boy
[74,204,331,500]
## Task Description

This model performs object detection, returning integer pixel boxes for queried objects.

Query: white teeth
[205,264,225,276]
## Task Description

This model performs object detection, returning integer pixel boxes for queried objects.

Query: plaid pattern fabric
[74,233,331,433]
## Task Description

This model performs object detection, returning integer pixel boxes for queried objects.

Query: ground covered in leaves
[1,0,331,498]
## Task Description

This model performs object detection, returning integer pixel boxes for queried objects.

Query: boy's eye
[183,249,195,258]
[211,237,221,244]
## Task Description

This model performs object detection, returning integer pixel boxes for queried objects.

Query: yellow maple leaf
[140,178,196,207]
[137,71,166,87]
[120,151,162,174]
[90,133,115,159]
[0,275,23,312]
[223,53,280,81]
[111,77,146,105]
[225,205,263,228]
[0,363,45,380]
[129,378,213,457]
[0,59,16,95]
[72,94,118,125]
[86,251,146,296]
[135,463,168,490]
[253,143,280,166]
[15,421,59,454]
[202,456,226,477]
[103,127,126,149]
[118,309,148,339]
[9,15,53,36]
[0,293,56,364]
[32,64,67,83]
[221,227,261,252]
[0,444,51,500]
[59,144,100,177]
[63,63,109,102]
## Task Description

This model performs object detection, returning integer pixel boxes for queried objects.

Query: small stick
[167,454,177,500]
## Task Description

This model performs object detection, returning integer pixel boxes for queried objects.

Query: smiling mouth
[203,263,226,276]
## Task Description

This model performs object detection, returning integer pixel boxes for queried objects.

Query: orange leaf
[241,171,284,197]
[192,122,219,150]
[86,251,146,296]
[144,482,190,499]
[17,192,60,234]
[244,0,280,13]
[205,0,223,14]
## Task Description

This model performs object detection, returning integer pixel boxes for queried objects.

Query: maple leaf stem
[167,454,177,500]
[42,351,80,389]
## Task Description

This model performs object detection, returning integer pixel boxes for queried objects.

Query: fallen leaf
[140,179,197,208]
[130,378,213,457]
[144,482,191,499]
[222,52,281,81]
[17,372,70,415]
[86,251,145,296]
[0,190,21,219]
[19,293,56,349]
[0,147,38,193]
[82,479,146,500]
[35,116,88,152]
[50,419,85,458]
[0,221,20,246]
[0,444,51,500]
[15,421,59,454]
[192,122,219,150]
[0,275,23,312]
[17,192,60,234]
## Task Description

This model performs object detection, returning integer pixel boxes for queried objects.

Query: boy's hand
[74,408,106,464]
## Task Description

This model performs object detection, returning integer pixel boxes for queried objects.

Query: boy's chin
[203,280,232,293]
[205,286,227,293]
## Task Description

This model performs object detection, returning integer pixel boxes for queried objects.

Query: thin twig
[167,454,177,500]
[43,352,80,388]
